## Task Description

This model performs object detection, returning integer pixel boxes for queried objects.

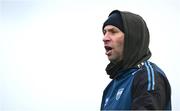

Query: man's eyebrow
[104,28,119,33]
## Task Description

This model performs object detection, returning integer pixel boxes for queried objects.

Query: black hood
[105,10,151,79]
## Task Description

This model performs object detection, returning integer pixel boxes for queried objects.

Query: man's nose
[103,33,111,43]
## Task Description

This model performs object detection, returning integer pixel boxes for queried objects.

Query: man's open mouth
[105,46,112,55]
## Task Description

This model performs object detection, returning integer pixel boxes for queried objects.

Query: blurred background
[0,0,180,110]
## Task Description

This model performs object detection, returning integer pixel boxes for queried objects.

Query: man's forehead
[104,25,119,30]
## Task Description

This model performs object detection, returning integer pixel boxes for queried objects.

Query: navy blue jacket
[101,61,171,110]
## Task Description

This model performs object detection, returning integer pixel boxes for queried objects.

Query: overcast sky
[0,0,180,110]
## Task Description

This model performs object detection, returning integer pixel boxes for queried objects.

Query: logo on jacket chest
[116,88,124,100]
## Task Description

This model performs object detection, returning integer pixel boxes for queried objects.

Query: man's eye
[111,30,118,33]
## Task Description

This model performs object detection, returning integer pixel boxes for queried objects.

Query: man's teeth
[105,46,112,52]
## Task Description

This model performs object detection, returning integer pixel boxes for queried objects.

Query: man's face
[103,25,124,63]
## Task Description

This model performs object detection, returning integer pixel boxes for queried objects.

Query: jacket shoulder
[131,61,171,109]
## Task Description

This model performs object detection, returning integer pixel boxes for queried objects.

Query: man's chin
[108,56,122,63]
[108,56,116,62]
[107,54,118,62]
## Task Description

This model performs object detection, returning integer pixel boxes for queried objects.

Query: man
[101,10,171,110]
